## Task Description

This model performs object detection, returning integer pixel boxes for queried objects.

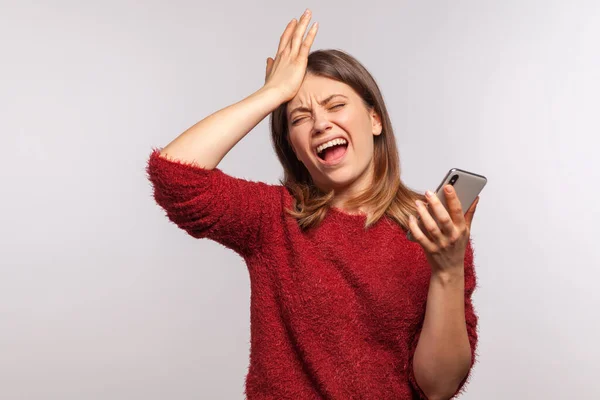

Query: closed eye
[291,104,346,125]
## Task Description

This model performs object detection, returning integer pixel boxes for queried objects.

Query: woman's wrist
[430,267,465,287]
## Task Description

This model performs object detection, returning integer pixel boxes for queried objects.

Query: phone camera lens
[450,174,459,185]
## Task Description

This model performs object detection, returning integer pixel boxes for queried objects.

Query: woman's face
[286,74,382,195]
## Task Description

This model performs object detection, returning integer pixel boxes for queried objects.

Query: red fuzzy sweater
[146,149,478,399]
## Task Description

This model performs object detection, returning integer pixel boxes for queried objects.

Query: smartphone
[406,168,487,242]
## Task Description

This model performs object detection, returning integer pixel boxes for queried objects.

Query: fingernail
[425,190,433,198]
[445,185,453,194]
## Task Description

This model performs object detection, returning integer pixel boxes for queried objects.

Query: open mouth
[315,138,349,165]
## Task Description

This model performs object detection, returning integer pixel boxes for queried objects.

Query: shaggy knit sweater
[146,149,478,400]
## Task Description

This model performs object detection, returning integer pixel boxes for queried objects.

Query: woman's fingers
[274,10,316,63]
[263,10,318,101]
[277,19,297,55]
[408,214,435,252]
[291,9,312,55]
[415,200,443,242]
[300,22,318,59]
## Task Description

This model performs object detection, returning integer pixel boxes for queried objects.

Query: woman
[147,8,479,400]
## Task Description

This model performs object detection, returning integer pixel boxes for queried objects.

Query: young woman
[147,8,480,400]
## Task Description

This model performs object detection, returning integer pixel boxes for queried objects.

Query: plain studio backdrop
[1,1,598,399]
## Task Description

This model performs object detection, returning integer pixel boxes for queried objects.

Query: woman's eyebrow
[289,94,348,116]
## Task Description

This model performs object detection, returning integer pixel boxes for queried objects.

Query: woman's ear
[371,109,383,136]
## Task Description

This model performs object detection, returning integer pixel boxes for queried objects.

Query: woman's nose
[312,112,333,135]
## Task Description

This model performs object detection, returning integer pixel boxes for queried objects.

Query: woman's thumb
[265,57,273,80]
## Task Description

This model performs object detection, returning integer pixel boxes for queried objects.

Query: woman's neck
[329,175,374,216]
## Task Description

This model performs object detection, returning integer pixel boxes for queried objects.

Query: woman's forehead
[287,78,354,114]
[295,76,350,100]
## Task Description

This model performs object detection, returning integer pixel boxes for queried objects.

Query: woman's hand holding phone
[408,185,480,276]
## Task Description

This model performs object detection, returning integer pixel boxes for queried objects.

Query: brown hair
[270,49,425,231]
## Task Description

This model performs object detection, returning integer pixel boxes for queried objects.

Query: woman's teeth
[316,138,348,155]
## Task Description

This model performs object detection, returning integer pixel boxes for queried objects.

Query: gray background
[1,0,599,398]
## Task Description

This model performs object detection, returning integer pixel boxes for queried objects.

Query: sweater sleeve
[146,148,282,257]
[407,238,479,399]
